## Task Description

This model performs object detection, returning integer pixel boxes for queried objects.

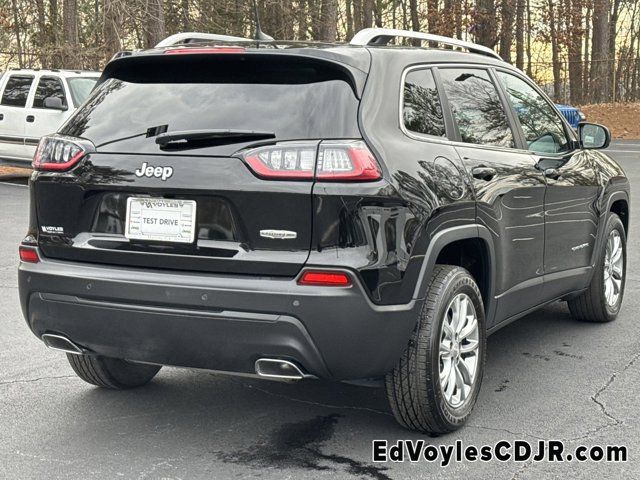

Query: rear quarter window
[402,69,446,137]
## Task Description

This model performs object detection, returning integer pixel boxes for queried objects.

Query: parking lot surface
[1,141,639,479]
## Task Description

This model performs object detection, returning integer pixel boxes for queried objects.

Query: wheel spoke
[440,358,452,383]
[442,320,454,340]
[454,363,466,401]
[457,358,472,384]
[460,339,479,354]
[459,317,478,340]
[456,297,468,334]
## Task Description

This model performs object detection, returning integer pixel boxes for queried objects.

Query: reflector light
[19,246,39,263]
[32,135,94,171]
[165,47,246,55]
[241,140,381,181]
[298,270,352,287]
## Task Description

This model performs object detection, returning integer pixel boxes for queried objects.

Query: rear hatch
[33,51,368,276]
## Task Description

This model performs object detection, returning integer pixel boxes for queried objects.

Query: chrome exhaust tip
[255,358,311,380]
[41,333,84,355]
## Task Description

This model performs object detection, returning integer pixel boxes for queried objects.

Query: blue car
[555,104,587,129]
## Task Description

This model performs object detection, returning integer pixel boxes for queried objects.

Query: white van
[0,69,100,164]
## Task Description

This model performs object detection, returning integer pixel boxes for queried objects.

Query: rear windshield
[60,57,361,147]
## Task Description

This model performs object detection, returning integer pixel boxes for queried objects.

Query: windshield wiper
[155,129,276,149]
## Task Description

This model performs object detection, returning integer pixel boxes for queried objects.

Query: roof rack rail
[349,28,502,61]
[155,32,251,48]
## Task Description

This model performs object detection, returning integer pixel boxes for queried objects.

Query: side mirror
[578,122,610,150]
[43,96,68,111]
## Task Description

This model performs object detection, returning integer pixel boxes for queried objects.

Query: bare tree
[104,0,122,61]
[591,0,611,102]
[499,0,515,62]
[474,0,497,48]
[144,0,166,48]
[63,0,80,68]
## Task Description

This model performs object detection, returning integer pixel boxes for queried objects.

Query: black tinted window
[33,76,67,109]
[403,69,445,137]
[439,68,514,148]
[1,76,34,107]
[497,71,569,154]
[62,78,360,147]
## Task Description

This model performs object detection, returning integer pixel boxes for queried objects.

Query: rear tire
[568,214,626,323]
[385,265,486,434]
[66,354,161,389]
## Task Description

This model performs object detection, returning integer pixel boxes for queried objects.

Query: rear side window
[439,68,514,148]
[33,76,67,109]
[403,69,445,137]
[67,77,98,106]
[61,56,361,147]
[1,75,34,107]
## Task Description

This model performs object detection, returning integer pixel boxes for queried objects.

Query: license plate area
[125,197,197,244]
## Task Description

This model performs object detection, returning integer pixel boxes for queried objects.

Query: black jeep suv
[18,28,629,434]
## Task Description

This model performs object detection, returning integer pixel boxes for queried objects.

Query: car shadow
[61,300,610,478]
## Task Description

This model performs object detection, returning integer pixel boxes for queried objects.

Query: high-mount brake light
[241,140,381,181]
[32,135,94,171]
[298,270,352,287]
[165,47,246,54]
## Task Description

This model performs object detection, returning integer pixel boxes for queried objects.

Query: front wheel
[568,213,626,323]
[386,265,486,434]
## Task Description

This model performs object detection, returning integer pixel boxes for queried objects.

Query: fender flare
[412,224,497,324]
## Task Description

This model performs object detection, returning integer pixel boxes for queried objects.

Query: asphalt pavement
[1,141,639,480]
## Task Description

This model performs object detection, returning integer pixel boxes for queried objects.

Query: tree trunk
[568,0,583,104]
[548,0,561,101]
[35,0,47,67]
[515,0,524,69]
[583,1,592,99]
[104,0,122,62]
[144,0,166,49]
[590,0,610,102]
[318,0,338,41]
[10,0,23,68]
[499,0,515,62]
[427,0,438,34]
[526,0,532,76]
[63,0,79,68]
[409,0,419,32]
[475,0,497,48]
[608,0,621,101]
[345,0,354,39]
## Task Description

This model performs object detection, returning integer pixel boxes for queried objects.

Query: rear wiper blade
[155,129,275,147]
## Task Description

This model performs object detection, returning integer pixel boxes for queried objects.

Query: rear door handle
[0,113,4,121]
[471,166,497,181]
[26,115,35,123]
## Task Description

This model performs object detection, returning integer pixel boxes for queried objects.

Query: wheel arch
[413,225,497,324]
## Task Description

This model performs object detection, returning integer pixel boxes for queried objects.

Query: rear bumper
[18,255,421,380]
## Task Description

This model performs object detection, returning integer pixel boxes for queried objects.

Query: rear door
[34,52,367,277]
[437,66,547,323]
[0,74,35,161]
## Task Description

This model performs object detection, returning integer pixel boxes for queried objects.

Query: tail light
[241,140,381,181]
[298,270,352,287]
[19,246,40,263]
[32,135,94,171]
